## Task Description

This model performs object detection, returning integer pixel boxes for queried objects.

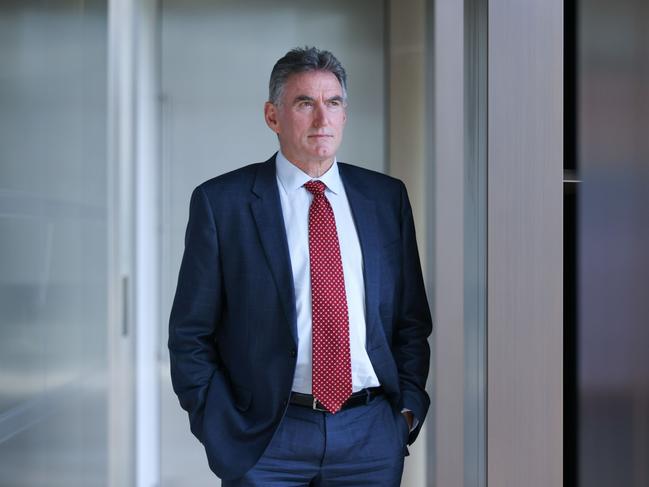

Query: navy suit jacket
[168,154,432,480]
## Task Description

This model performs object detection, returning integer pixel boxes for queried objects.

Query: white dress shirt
[275,151,380,394]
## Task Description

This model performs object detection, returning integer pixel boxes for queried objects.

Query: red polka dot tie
[304,180,352,414]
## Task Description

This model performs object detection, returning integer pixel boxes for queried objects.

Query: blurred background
[0,0,647,486]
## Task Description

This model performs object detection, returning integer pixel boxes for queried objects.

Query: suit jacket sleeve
[168,185,223,442]
[394,182,432,440]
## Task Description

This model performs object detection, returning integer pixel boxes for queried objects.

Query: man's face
[264,70,347,168]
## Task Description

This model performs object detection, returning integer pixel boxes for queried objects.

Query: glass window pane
[0,2,109,485]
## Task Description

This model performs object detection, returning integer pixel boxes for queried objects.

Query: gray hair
[268,47,348,105]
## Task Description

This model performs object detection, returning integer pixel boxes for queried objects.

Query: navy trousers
[222,395,409,486]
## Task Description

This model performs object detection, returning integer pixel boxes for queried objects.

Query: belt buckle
[312,397,328,412]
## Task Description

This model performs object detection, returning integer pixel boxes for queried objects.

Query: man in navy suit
[169,47,432,486]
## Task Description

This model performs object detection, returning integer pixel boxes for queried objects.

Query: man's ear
[264,101,280,134]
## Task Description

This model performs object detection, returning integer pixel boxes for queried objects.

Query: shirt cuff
[400,408,419,432]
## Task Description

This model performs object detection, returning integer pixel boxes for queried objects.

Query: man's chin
[309,145,339,160]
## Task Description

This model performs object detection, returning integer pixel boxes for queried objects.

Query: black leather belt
[289,387,384,412]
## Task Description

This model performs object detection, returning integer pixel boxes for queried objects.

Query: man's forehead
[284,71,343,96]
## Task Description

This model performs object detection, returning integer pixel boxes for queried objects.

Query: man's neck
[282,154,335,178]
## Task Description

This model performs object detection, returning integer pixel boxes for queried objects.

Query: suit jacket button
[290,349,297,357]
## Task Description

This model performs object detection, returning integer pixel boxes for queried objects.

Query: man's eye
[298,101,314,109]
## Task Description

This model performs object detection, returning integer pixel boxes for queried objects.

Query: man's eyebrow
[291,95,345,104]
[292,95,315,104]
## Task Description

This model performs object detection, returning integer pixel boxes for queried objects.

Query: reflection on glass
[0,2,109,485]
[578,0,649,485]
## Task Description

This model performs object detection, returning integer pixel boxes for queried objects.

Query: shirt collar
[275,150,343,195]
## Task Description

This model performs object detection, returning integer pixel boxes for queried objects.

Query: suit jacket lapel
[338,164,382,348]
[250,156,298,345]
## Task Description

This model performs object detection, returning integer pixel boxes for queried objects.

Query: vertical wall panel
[463,1,488,485]
[431,0,465,485]
[487,1,563,486]
[107,0,136,484]
[428,1,489,485]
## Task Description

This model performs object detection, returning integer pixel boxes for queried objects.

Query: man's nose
[312,103,329,127]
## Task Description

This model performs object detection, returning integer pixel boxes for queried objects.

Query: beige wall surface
[388,2,429,486]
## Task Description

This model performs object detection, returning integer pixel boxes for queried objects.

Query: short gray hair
[268,47,347,105]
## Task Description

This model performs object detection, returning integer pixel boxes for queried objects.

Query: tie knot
[304,180,326,196]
